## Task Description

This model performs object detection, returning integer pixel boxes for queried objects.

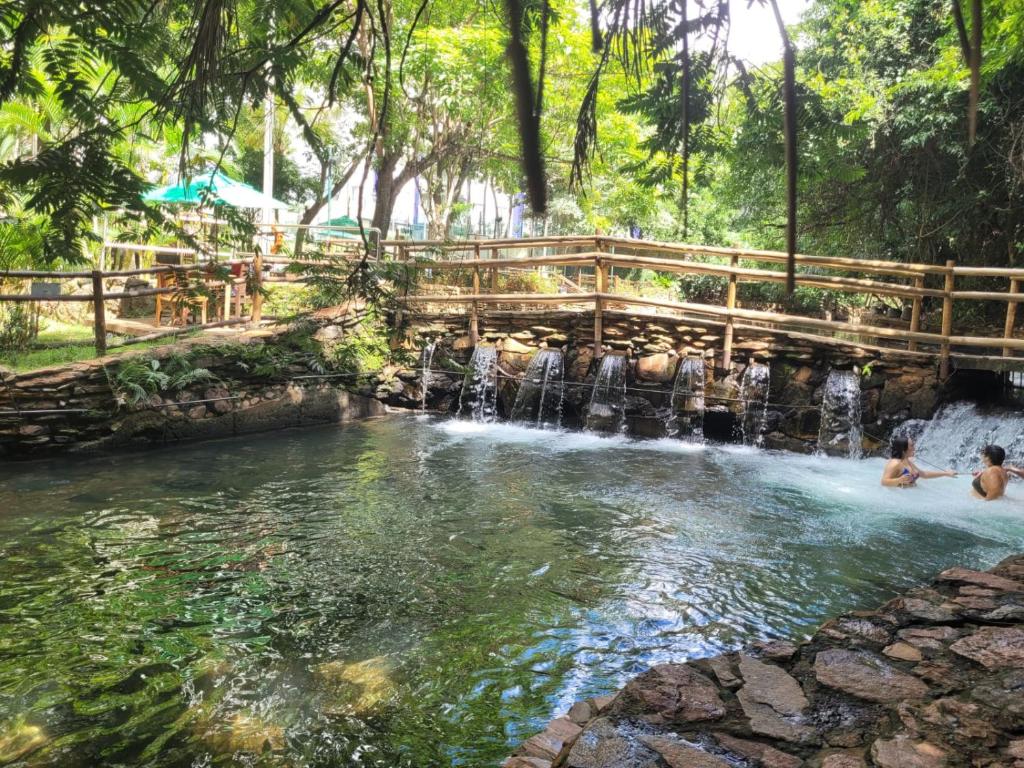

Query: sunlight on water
[0,414,1021,767]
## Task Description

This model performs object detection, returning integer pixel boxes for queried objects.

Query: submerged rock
[0,719,47,763]
[314,655,395,714]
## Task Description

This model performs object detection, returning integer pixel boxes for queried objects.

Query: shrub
[0,304,36,352]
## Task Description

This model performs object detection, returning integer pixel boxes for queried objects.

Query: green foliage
[287,251,417,310]
[109,353,217,407]
[319,317,394,375]
[0,303,36,352]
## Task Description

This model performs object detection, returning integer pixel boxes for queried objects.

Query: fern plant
[108,353,218,407]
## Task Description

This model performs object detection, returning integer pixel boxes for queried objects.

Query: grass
[1,333,200,373]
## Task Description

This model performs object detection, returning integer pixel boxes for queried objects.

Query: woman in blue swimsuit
[881,437,956,487]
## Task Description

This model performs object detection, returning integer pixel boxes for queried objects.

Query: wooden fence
[382,236,1024,376]
[0,250,268,356]
[5,234,1024,374]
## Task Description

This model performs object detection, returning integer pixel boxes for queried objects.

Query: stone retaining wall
[503,555,1024,768]
[0,313,402,459]
[404,309,1000,453]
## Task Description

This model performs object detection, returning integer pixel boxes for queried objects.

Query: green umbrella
[314,214,361,240]
[144,170,290,210]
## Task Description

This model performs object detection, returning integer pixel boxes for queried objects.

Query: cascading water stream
[668,356,705,440]
[817,369,863,458]
[419,341,436,412]
[458,345,498,422]
[510,349,564,428]
[737,363,771,447]
[586,354,628,433]
[894,402,1024,472]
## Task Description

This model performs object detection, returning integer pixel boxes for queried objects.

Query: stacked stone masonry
[405,309,995,452]
[503,555,1024,768]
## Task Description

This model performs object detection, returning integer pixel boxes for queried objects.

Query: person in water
[880,437,956,487]
[972,444,1009,500]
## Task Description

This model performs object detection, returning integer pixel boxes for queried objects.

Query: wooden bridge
[383,235,1024,377]
[5,232,1024,377]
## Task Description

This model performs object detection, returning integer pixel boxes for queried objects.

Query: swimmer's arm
[1005,464,1024,479]
[881,462,909,486]
[909,460,956,479]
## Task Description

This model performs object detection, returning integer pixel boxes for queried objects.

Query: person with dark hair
[881,437,956,487]
[972,444,1009,500]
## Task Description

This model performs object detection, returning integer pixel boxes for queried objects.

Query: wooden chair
[155,271,209,326]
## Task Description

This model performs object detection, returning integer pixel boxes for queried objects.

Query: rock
[736,656,814,743]
[452,335,474,350]
[870,735,946,768]
[1007,740,1024,759]
[590,695,615,713]
[565,717,659,768]
[187,405,207,419]
[937,567,1024,593]
[707,656,741,689]
[568,701,594,725]
[504,757,552,768]
[952,595,997,610]
[819,750,867,768]
[613,664,725,724]
[982,604,1024,622]
[894,596,961,623]
[314,655,394,713]
[501,338,535,355]
[813,649,929,704]
[520,717,582,762]
[0,720,47,763]
[884,642,924,662]
[714,732,802,768]
[203,712,286,754]
[919,697,998,746]
[753,640,799,661]
[950,627,1024,670]
[314,324,345,341]
[832,617,893,645]
[738,656,808,715]
[638,737,729,768]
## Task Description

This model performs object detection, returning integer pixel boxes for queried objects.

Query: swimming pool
[0,415,1020,766]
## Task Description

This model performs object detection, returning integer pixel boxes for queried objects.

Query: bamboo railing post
[490,247,499,292]
[908,275,924,351]
[470,262,481,345]
[594,244,608,358]
[1004,278,1020,357]
[722,255,738,370]
[91,270,107,356]
[251,251,264,323]
[939,259,955,379]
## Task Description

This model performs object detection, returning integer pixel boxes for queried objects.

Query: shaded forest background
[0,0,1022,270]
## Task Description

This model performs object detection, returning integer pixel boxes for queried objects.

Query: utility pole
[262,67,275,254]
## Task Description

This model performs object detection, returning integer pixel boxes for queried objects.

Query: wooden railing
[0,253,267,356]
[6,234,1024,373]
[383,236,1024,375]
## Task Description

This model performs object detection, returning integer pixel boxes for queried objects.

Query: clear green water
[1,415,1022,767]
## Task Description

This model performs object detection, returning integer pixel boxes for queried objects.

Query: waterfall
[668,356,705,440]
[817,369,863,458]
[510,349,564,428]
[419,341,436,412]
[586,355,628,433]
[894,402,1024,473]
[737,363,771,447]
[458,345,498,422]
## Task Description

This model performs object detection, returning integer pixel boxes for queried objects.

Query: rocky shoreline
[503,556,1024,768]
